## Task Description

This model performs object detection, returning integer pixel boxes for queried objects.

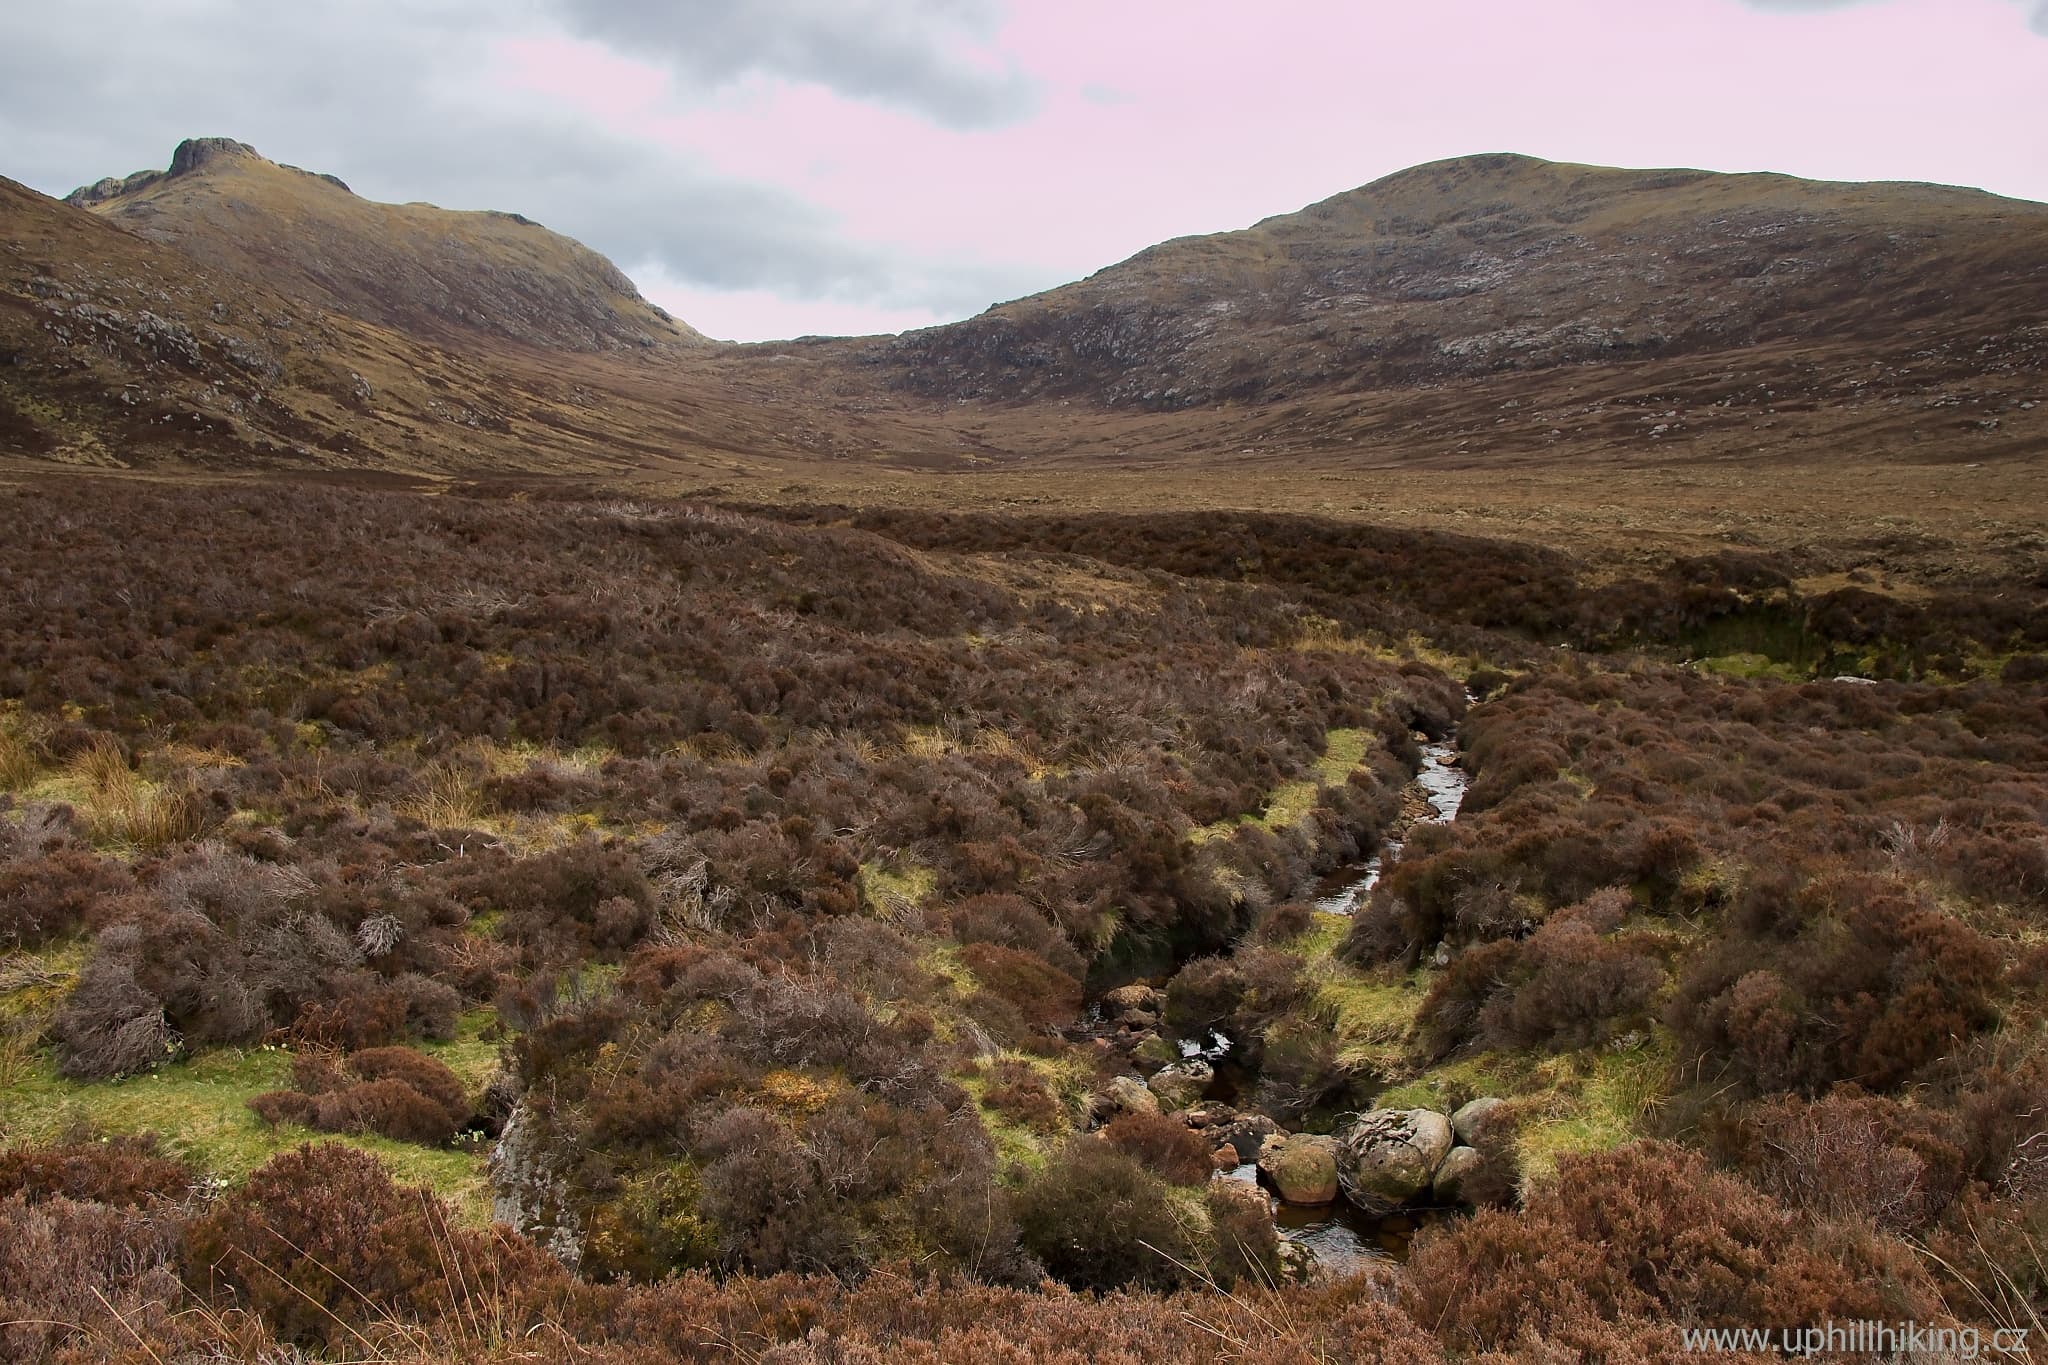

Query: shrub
[52,955,176,1079]
[950,893,1087,979]
[1164,956,1246,1034]
[1403,1142,1938,1355]
[182,1143,553,1349]
[0,845,138,949]
[958,943,1082,1031]
[1102,1111,1213,1186]
[249,1046,470,1146]
[1015,1139,1208,1292]
[0,1133,195,1207]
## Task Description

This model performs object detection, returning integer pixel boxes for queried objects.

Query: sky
[2,0,2043,342]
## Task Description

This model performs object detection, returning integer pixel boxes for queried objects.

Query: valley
[0,136,2044,1362]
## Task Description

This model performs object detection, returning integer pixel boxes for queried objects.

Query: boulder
[1452,1096,1507,1147]
[1132,1033,1179,1067]
[1211,1144,1241,1171]
[1259,1134,1339,1205]
[1146,1059,1213,1110]
[1433,1145,1485,1204]
[1211,1112,1283,1159]
[1091,1075,1159,1123]
[1334,1108,1456,1216]
[1103,983,1163,1019]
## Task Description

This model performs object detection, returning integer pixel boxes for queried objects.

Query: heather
[0,482,2042,1360]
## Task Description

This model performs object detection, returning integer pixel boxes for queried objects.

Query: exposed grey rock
[1452,1096,1507,1147]
[1433,1145,1485,1204]
[1091,1074,1160,1123]
[1260,1133,1340,1205]
[1146,1059,1213,1110]
[1210,1111,1284,1158]
[1335,1108,1455,1216]
[489,1104,584,1269]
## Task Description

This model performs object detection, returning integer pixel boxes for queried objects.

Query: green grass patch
[0,1015,505,1224]
[1309,960,1430,1075]
[1696,652,1806,682]
[1372,1029,1676,1186]
[859,860,936,916]
[1192,727,1372,843]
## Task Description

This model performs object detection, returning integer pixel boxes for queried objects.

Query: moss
[1192,726,1374,843]
[1371,1030,1676,1186]
[1512,1030,1674,1184]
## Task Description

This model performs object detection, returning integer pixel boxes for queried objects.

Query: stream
[1306,738,1469,916]
[1237,733,1474,1273]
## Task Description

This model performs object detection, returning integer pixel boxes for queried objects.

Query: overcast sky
[3,0,2043,341]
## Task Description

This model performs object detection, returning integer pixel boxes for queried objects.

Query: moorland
[0,140,2045,1363]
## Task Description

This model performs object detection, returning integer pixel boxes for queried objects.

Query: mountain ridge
[63,138,708,355]
[878,150,2048,409]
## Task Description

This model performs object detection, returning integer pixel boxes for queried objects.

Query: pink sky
[494,0,2048,339]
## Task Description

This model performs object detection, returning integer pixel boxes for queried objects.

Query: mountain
[0,164,937,479]
[66,138,708,354]
[4,144,2044,531]
[882,152,2048,411]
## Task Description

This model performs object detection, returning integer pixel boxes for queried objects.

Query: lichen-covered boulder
[1090,1074,1160,1123]
[1432,1144,1485,1204]
[1334,1108,1455,1216]
[1146,1059,1213,1110]
[1452,1096,1507,1147]
[1259,1133,1339,1205]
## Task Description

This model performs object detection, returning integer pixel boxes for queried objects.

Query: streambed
[1244,734,1474,1271]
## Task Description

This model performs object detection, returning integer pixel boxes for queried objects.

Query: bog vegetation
[1,482,2044,1361]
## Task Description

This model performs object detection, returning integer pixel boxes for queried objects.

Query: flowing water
[1236,734,1473,1273]
[1308,739,1469,915]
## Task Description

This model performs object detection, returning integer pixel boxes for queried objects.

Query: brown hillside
[881,152,2048,411]
[68,138,708,354]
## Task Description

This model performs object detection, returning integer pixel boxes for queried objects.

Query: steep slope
[882,153,2048,410]
[68,138,708,354]
[0,171,978,479]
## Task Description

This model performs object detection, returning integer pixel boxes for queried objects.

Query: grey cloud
[1743,0,2048,34]
[0,0,1030,327]
[547,0,1039,128]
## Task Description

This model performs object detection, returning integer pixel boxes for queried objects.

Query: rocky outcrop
[1334,1108,1456,1216]
[489,1104,585,1269]
[1259,1134,1340,1205]
[1103,982,1164,1028]
[63,138,711,354]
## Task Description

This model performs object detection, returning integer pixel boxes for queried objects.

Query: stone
[1091,1075,1159,1123]
[1211,1144,1241,1171]
[1334,1108,1456,1216]
[1260,1134,1340,1205]
[1103,983,1163,1018]
[1211,1112,1283,1159]
[1146,1059,1213,1110]
[1433,1145,1485,1204]
[1452,1096,1507,1147]
[1132,1033,1178,1067]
